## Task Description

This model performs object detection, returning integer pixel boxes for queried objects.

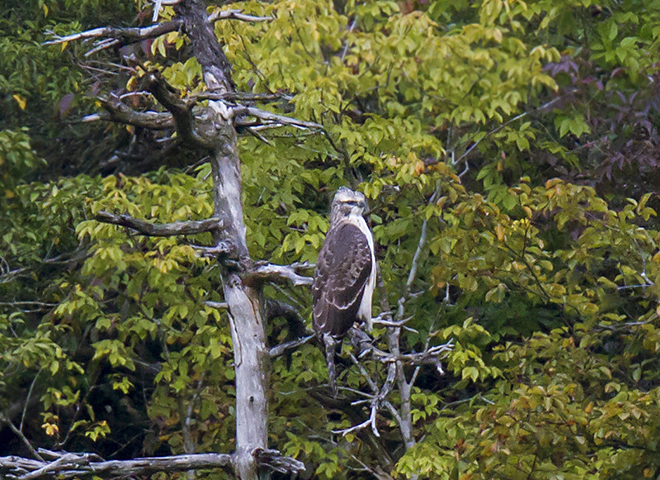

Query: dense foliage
[3,0,660,478]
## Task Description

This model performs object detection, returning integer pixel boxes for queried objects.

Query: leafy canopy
[2,0,660,478]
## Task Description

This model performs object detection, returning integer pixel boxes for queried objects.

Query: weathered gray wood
[90,0,279,477]
[173,1,270,478]
[248,262,314,286]
[23,2,305,479]
[43,10,270,52]
[95,211,223,236]
[206,105,270,480]
[0,449,304,479]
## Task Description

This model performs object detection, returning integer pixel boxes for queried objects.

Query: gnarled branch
[145,72,208,146]
[248,262,314,286]
[43,20,182,48]
[96,211,223,236]
[265,298,313,357]
[0,448,303,479]
[95,95,175,129]
[43,9,271,54]
[253,448,305,474]
[83,80,318,138]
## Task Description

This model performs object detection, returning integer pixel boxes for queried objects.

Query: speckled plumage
[312,188,376,338]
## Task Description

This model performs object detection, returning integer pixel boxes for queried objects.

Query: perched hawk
[312,187,376,394]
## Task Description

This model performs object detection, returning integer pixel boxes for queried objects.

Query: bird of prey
[312,187,376,394]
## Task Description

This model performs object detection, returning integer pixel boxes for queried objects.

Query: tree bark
[173,1,270,478]
[205,106,270,480]
[0,449,304,479]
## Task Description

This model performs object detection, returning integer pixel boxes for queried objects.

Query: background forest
[2,0,660,478]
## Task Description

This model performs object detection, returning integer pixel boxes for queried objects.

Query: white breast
[349,214,377,331]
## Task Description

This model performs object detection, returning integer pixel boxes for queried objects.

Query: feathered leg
[349,325,373,358]
[322,333,338,396]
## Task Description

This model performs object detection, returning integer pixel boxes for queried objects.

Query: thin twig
[236,106,322,130]
[20,369,42,433]
[453,94,569,167]
[340,16,358,61]
[0,414,44,462]
[268,335,314,358]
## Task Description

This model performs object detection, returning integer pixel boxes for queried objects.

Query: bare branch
[85,38,122,56]
[84,86,313,136]
[20,369,42,434]
[410,320,437,387]
[0,267,27,285]
[43,21,182,47]
[0,414,44,462]
[145,73,208,146]
[369,342,453,368]
[207,9,272,23]
[395,218,428,321]
[453,94,570,168]
[193,242,233,258]
[248,262,314,286]
[371,315,418,333]
[246,127,275,145]
[349,353,379,394]
[205,301,229,310]
[195,91,293,103]
[0,302,58,307]
[96,211,223,236]
[253,448,305,474]
[97,95,175,129]
[333,352,389,439]
[43,9,270,54]
[373,200,443,456]
[269,335,314,358]
[333,404,379,438]
[5,453,231,479]
[0,449,303,479]
[233,106,322,130]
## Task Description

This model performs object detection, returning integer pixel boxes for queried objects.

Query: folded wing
[312,222,373,337]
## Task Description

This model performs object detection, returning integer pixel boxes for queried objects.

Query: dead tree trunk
[23,0,304,478]
[0,1,454,477]
[166,1,270,477]
[206,110,270,480]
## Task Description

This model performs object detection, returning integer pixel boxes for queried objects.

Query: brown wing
[312,222,373,337]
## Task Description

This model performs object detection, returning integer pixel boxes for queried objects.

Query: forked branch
[145,73,207,146]
[369,341,453,370]
[84,81,316,137]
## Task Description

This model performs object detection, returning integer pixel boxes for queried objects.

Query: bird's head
[331,187,369,222]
